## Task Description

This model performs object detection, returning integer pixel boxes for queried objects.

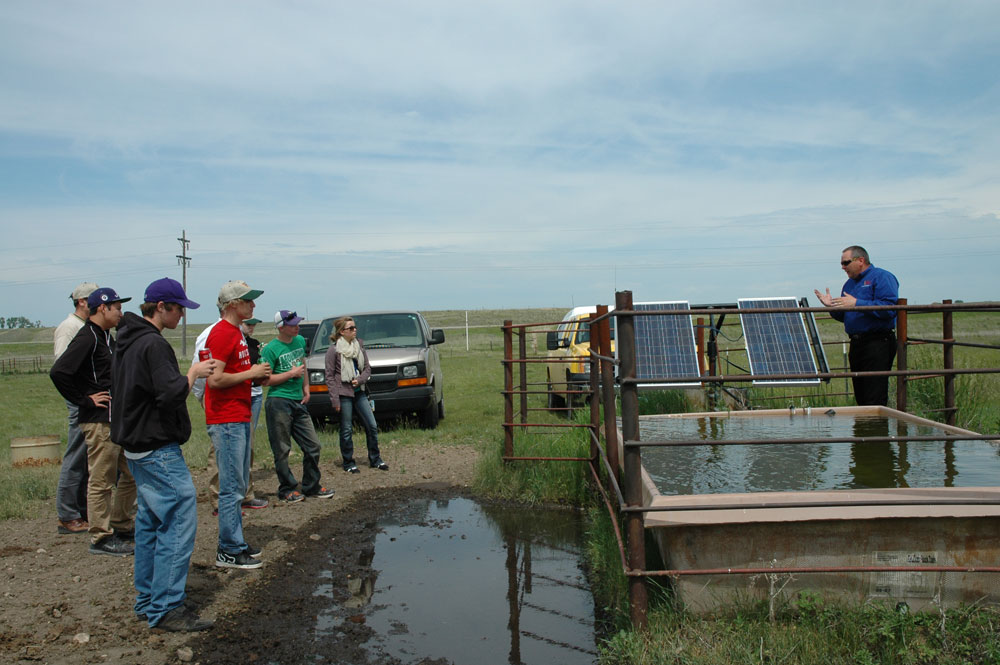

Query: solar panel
[631,301,701,388]
[738,297,820,385]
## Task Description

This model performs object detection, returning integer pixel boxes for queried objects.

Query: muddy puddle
[192,485,600,665]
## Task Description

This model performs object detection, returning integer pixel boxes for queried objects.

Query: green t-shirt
[261,335,307,401]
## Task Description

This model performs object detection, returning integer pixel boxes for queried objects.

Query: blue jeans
[207,422,251,554]
[265,397,322,497]
[56,400,89,522]
[126,444,197,627]
[250,392,263,447]
[339,391,381,468]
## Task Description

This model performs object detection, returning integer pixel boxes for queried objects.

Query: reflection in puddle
[316,497,597,665]
[640,414,1000,494]
[346,575,375,609]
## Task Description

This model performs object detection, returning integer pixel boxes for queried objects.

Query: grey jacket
[323,339,372,409]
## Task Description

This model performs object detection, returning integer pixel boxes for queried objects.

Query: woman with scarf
[324,317,388,473]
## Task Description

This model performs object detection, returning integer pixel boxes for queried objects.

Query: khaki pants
[81,422,136,545]
[207,444,256,510]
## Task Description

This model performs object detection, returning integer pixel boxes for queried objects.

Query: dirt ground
[0,441,479,665]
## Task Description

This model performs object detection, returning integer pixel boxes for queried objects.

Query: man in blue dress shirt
[815,245,899,406]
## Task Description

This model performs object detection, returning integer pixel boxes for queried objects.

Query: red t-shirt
[204,319,251,424]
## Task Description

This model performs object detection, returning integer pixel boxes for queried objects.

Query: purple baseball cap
[274,309,303,327]
[87,287,132,309]
[144,277,200,309]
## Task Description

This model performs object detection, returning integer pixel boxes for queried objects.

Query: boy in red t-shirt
[204,280,271,569]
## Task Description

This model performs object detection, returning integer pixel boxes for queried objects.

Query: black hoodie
[110,312,192,453]
[49,319,114,424]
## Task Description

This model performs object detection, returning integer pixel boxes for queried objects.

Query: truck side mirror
[430,329,445,345]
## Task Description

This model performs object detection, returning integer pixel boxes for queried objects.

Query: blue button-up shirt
[831,265,899,335]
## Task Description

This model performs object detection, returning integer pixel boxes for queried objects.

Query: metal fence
[0,355,49,374]
[502,292,1000,628]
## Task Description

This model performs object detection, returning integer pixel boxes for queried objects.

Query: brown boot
[57,518,89,534]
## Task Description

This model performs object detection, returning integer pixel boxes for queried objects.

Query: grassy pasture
[0,307,572,519]
[3,307,997,518]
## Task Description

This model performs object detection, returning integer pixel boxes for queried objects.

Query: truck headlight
[309,370,325,384]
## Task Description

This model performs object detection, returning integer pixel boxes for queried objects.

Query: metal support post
[942,299,955,426]
[615,290,648,629]
[896,298,908,412]
[503,321,514,459]
[589,313,600,462]
[518,327,528,424]
[598,305,620,482]
[696,317,706,376]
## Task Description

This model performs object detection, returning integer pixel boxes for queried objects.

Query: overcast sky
[1,1,998,325]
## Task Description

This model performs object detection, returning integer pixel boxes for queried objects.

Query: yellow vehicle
[545,306,615,409]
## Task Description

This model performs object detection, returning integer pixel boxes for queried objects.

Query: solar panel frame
[738,297,821,386]
[625,301,702,388]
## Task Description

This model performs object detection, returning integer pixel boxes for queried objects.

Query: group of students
[49,277,386,633]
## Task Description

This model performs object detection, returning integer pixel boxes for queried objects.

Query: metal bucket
[11,435,62,466]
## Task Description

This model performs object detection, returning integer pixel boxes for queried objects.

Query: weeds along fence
[501,292,1000,629]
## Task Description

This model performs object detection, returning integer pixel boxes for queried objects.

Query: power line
[0,235,173,253]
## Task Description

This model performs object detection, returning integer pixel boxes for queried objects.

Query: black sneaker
[370,459,389,471]
[155,605,213,632]
[114,528,135,541]
[138,600,196,623]
[89,535,135,557]
[344,462,360,474]
[245,543,263,559]
[215,549,262,570]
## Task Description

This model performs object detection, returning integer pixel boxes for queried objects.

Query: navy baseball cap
[87,287,132,309]
[144,277,200,309]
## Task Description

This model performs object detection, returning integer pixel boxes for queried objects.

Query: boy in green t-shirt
[261,310,334,503]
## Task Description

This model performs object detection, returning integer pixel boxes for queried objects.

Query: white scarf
[336,337,364,383]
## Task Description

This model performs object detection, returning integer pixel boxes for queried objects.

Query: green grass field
[3,306,997,516]
[0,307,569,519]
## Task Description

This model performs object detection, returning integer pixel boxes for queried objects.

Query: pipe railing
[501,294,1000,629]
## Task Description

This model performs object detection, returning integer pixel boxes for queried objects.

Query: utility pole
[177,230,191,357]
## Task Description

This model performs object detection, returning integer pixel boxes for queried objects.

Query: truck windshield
[355,313,424,347]
[312,313,424,354]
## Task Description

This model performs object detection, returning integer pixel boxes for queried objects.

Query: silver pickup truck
[304,311,445,429]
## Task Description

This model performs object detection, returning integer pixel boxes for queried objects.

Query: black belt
[849,330,895,342]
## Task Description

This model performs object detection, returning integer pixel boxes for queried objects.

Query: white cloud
[1,2,998,323]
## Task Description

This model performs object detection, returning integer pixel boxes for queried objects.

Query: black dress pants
[848,331,897,406]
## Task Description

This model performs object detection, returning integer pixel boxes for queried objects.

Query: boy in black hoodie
[50,286,136,556]
[111,277,219,632]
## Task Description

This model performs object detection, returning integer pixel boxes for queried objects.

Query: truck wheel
[437,399,445,420]
[420,399,440,429]
[564,369,577,416]
[546,370,566,410]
